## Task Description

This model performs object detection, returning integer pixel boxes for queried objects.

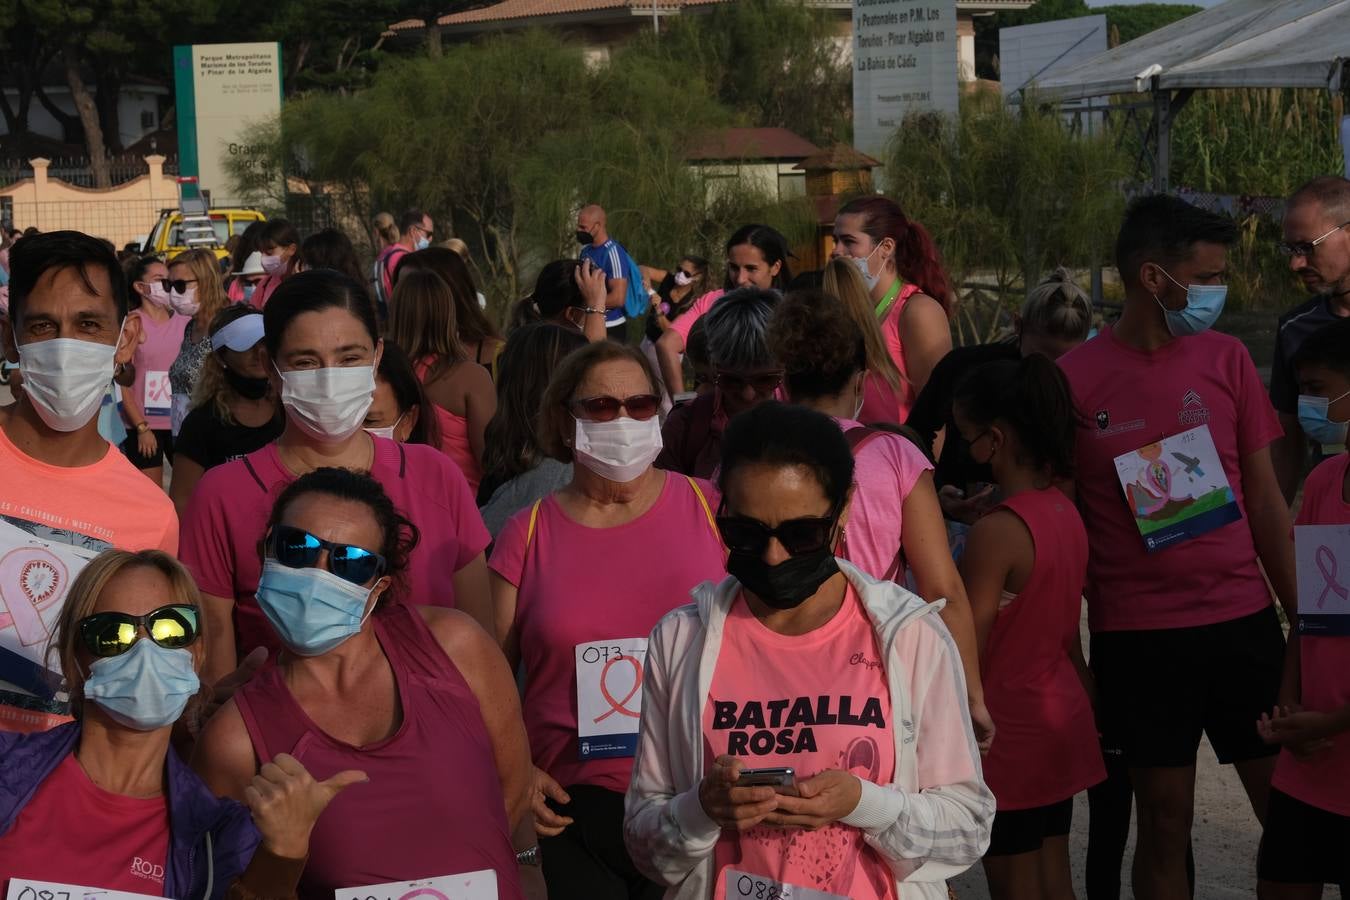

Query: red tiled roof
[684,128,822,162]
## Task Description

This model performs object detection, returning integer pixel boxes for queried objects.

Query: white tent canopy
[1031,0,1348,102]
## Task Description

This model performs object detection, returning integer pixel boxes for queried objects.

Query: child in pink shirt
[953,353,1104,897]
[1254,318,1350,893]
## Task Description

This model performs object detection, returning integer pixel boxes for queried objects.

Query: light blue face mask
[255,558,378,657]
[1154,266,1227,336]
[242,282,256,301]
[83,638,200,731]
[415,237,431,251]
[1297,391,1350,446]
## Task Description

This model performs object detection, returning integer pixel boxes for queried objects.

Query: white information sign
[852,0,959,155]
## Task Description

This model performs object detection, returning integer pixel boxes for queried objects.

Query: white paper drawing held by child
[1113,425,1241,553]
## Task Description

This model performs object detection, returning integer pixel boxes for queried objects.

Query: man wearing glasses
[373,208,434,315]
[1270,176,1350,504]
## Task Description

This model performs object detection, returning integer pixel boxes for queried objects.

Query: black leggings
[541,784,665,900]
[1086,749,1195,900]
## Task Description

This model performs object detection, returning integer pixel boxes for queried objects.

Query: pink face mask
[145,283,173,309]
[260,253,286,275]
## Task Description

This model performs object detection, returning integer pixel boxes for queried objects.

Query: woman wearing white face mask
[830,197,954,424]
[488,341,727,900]
[249,219,301,310]
[119,255,191,486]
[0,549,344,898]
[179,270,492,688]
[166,249,228,437]
[361,340,439,447]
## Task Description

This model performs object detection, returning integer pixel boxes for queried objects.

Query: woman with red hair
[832,197,953,423]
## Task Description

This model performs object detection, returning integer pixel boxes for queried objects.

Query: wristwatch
[135,422,150,434]
[515,845,541,866]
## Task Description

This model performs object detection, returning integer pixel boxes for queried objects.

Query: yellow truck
[141,207,267,261]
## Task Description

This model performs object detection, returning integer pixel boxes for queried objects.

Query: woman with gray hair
[656,287,781,478]
[906,267,1094,522]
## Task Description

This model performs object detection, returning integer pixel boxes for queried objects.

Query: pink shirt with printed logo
[1276,452,1350,815]
[127,309,190,432]
[0,753,170,891]
[1058,326,1282,632]
[704,587,897,900]
[489,471,726,794]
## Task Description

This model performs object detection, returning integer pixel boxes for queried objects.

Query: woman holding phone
[625,402,992,900]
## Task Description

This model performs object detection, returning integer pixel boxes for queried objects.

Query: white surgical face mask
[674,270,693,287]
[573,416,663,483]
[169,285,199,316]
[363,413,405,442]
[277,365,376,443]
[851,243,882,292]
[17,321,124,432]
[145,283,172,310]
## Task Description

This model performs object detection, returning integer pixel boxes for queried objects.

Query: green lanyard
[874,279,903,320]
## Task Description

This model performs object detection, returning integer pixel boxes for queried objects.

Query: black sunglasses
[716,505,840,557]
[269,525,387,586]
[158,278,197,295]
[568,394,661,422]
[715,370,784,396]
[79,604,201,658]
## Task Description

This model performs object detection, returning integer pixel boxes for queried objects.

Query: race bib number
[1295,524,1350,636]
[6,879,159,900]
[334,870,497,900]
[0,518,101,696]
[142,371,171,418]
[575,637,647,760]
[1112,425,1240,552]
[723,869,848,900]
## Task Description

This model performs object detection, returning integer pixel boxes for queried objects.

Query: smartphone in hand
[734,766,799,796]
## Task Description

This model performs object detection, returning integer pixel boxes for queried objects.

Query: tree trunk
[63,45,111,189]
[34,82,82,145]
[426,19,443,58]
[94,67,124,154]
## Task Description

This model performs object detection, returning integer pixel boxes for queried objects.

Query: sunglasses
[715,370,784,396]
[269,525,387,586]
[716,506,840,557]
[78,604,201,658]
[568,394,660,422]
[158,278,198,295]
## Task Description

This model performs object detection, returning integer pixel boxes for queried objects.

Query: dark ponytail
[953,354,1080,479]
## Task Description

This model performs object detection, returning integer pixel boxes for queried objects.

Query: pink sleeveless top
[416,357,484,493]
[980,489,1104,810]
[860,283,921,424]
[233,604,522,898]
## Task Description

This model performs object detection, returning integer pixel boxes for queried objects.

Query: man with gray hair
[656,287,781,478]
[1270,175,1350,503]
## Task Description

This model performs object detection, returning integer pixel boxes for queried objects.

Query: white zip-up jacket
[624,560,994,899]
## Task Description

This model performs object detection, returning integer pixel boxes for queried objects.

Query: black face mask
[727,546,840,610]
[575,230,593,246]
[223,364,270,400]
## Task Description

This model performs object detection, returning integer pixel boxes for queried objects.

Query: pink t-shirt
[0,753,170,892]
[1058,327,1282,632]
[670,289,725,344]
[835,418,932,581]
[704,587,897,900]
[179,438,489,660]
[127,309,190,431]
[1275,452,1350,815]
[489,471,725,794]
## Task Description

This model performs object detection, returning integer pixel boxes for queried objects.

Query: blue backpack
[622,251,649,320]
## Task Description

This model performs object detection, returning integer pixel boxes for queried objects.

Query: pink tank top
[980,489,1105,810]
[859,283,921,424]
[234,604,522,898]
[416,357,484,492]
